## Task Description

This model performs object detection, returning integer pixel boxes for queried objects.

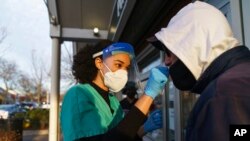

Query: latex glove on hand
[144,66,169,99]
[144,109,163,133]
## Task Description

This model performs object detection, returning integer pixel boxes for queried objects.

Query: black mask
[169,60,197,91]
[126,89,137,99]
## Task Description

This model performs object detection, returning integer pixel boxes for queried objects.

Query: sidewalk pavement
[23,130,48,141]
[23,130,63,141]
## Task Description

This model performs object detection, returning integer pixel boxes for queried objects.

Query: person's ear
[95,57,103,69]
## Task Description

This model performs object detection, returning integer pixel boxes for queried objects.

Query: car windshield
[0,104,17,112]
[0,105,9,110]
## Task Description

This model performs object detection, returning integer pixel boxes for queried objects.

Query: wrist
[144,83,164,99]
[137,125,146,137]
[144,90,157,99]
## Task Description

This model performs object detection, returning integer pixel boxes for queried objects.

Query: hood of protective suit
[155,1,239,80]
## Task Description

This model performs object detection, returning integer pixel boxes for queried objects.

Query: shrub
[14,108,49,130]
[0,119,23,141]
[25,109,49,129]
[14,112,26,119]
[0,130,22,141]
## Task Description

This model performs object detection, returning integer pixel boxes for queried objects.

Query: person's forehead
[106,53,131,64]
[102,42,135,60]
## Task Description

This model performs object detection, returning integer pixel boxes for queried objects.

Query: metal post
[230,0,244,44]
[163,85,169,141]
[242,0,250,48]
[160,51,169,141]
[49,38,61,141]
[174,89,181,141]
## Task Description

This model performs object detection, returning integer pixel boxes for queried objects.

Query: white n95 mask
[101,64,128,93]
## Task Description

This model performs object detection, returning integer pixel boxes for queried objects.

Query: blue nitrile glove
[144,109,163,133]
[144,66,169,99]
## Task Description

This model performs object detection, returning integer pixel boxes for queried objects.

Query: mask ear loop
[102,62,112,72]
[99,69,104,77]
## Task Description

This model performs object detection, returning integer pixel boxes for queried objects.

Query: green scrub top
[60,84,124,141]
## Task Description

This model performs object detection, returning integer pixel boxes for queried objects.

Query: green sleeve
[60,85,112,140]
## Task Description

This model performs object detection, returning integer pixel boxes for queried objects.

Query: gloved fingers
[144,115,163,132]
[144,119,156,132]
[144,67,169,99]
[151,118,162,128]
[153,114,162,120]
[153,118,162,124]
[151,110,163,125]
[155,66,169,77]
[154,123,163,128]
[150,109,162,114]
[152,115,162,123]
[153,114,162,122]
[151,68,168,82]
[150,109,162,116]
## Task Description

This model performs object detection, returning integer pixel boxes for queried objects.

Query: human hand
[144,66,169,99]
[144,109,163,133]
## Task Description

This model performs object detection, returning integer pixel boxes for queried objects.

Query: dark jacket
[186,46,250,141]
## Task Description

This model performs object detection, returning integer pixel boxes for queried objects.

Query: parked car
[0,109,8,119]
[0,104,22,119]
[20,102,39,110]
[40,103,50,109]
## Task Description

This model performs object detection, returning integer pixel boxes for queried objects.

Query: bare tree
[61,42,75,86]
[0,26,6,44]
[0,26,10,57]
[31,50,49,104]
[0,58,18,97]
[17,72,35,95]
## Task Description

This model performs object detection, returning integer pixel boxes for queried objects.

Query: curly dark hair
[72,40,113,84]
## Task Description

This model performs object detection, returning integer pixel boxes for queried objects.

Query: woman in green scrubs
[60,40,168,141]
